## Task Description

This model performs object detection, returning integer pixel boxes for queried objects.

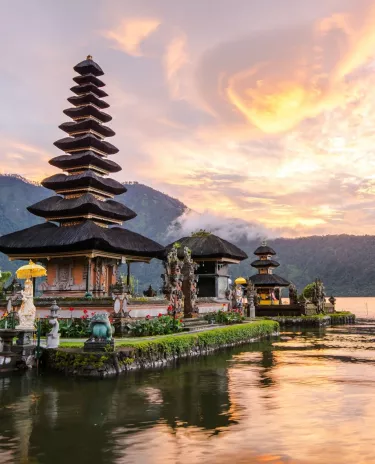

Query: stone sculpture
[246,281,256,318]
[16,279,36,330]
[225,286,234,310]
[161,247,183,318]
[84,313,114,352]
[89,313,113,340]
[288,283,299,305]
[46,300,60,349]
[182,247,199,318]
[312,278,326,314]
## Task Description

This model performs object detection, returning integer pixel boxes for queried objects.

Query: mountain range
[0,174,374,297]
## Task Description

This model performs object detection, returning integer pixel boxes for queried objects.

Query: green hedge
[123,321,278,359]
[60,320,278,351]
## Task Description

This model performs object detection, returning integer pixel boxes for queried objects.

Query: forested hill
[0,175,375,296]
[231,235,375,297]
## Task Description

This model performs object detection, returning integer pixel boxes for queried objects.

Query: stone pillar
[86,257,92,293]
[126,262,131,291]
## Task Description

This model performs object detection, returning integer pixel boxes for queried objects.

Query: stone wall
[41,320,279,378]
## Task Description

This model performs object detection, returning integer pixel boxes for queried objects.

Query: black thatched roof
[249,273,290,287]
[63,106,112,123]
[28,194,136,222]
[70,83,108,98]
[164,234,248,261]
[0,221,163,258]
[251,259,279,268]
[59,120,115,138]
[73,57,104,77]
[54,134,118,155]
[73,73,105,87]
[67,93,109,110]
[42,171,126,195]
[49,152,121,173]
[254,245,276,256]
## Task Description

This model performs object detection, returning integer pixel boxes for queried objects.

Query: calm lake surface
[1,297,375,464]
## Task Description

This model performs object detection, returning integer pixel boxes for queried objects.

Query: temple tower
[0,56,163,297]
[248,242,290,305]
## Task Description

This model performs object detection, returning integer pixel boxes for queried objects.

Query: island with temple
[0,55,355,377]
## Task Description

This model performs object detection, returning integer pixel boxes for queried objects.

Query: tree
[0,271,12,295]
[301,283,315,300]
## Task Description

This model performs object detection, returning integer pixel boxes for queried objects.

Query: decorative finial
[261,239,267,246]
[87,55,93,60]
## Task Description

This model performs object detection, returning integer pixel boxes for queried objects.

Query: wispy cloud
[102,18,161,56]
[164,33,189,99]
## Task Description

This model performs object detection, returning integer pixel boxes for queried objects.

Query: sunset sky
[2,0,375,238]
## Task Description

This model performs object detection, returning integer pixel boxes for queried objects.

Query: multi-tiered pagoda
[0,56,163,297]
[248,242,290,305]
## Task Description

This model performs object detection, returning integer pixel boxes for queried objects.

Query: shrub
[127,314,183,337]
[204,310,244,325]
[59,318,91,338]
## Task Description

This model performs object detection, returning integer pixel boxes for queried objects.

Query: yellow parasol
[234,277,247,285]
[16,260,47,280]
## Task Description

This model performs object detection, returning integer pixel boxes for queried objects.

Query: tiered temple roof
[0,56,163,260]
[249,242,290,287]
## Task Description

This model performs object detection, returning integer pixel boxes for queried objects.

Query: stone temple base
[83,339,115,353]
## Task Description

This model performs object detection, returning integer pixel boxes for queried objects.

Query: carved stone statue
[16,279,36,330]
[162,247,183,317]
[182,247,199,318]
[84,313,114,352]
[288,283,298,305]
[312,278,326,314]
[246,280,256,318]
[225,286,233,310]
[88,313,113,341]
[233,284,243,311]
[46,300,60,349]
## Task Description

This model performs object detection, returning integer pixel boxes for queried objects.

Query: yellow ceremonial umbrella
[235,277,247,285]
[16,260,47,280]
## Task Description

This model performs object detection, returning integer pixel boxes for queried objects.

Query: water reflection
[1,321,375,463]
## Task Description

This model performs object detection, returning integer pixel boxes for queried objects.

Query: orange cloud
[102,18,160,56]
[222,2,375,134]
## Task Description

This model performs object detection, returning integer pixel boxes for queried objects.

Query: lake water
[1,297,375,463]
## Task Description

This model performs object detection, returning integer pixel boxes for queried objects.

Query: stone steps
[181,318,207,326]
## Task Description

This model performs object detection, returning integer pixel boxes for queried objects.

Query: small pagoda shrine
[165,231,248,298]
[0,56,163,297]
[248,242,290,305]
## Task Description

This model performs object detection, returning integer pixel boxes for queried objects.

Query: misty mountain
[0,174,374,296]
